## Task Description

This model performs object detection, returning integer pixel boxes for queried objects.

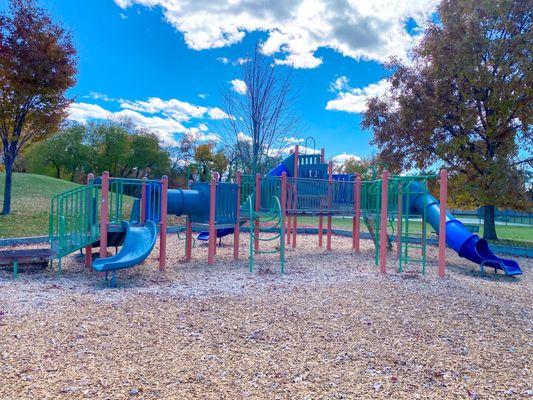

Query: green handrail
[49,182,101,267]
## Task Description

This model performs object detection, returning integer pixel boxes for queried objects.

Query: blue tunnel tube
[168,188,240,241]
[167,189,205,216]
[408,182,522,276]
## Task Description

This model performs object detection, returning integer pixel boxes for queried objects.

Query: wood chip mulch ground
[0,233,531,399]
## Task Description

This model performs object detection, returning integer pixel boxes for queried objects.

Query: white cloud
[68,103,111,123]
[208,107,231,120]
[326,78,391,114]
[217,57,230,64]
[329,76,350,92]
[230,79,247,95]
[185,127,221,143]
[68,94,231,145]
[236,57,251,65]
[237,131,252,143]
[198,93,208,99]
[120,97,207,120]
[332,152,361,164]
[114,0,438,68]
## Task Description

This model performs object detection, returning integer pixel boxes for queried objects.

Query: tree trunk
[483,205,498,241]
[1,156,14,215]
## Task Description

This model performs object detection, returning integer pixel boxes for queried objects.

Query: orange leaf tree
[0,0,76,215]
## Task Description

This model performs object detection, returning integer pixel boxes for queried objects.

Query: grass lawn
[298,216,533,248]
[0,172,79,238]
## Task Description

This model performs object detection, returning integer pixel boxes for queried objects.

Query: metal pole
[292,145,299,247]
[353,173,361,252]
[379,170,389,274]
[234,171,242,260]
[438,169,447,278]
[159,175,168,271]
[396,183,402,258]
[254,173,261,252]
[99,171,109,259]
[141,177,147,224]
[84,173,94,267]
[185,180,193,261]
[319,148,325,247]
[208,174,217,265]
[327,161,333,251]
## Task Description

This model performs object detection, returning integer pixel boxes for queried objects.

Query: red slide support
[438,169,447,278]
[99,171,109,259]
[84,173,94,267]
[159,175,168,271]
[379,170,389,274]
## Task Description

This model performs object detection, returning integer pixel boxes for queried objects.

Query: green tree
[87,122,130,177]
[362,0,532,240]
[0,0,77,214]
[338,157,378,180]
[123,130,170,179]
[26,124,91,181]
[194,143,228,181]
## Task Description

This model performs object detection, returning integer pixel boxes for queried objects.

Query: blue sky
[0,0,438,162]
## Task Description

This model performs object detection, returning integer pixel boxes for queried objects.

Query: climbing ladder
[396,178,431,274]
[247,195,285,274]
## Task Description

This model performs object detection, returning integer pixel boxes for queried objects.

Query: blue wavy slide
[409,182,522,276]
[92,220,157,273]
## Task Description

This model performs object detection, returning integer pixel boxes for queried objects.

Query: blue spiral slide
[409,182,522,276]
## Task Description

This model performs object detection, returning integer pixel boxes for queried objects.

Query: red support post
[99,171,109,259]
[319,148,325,247]
[213,172,220,256]
[185,180,193,261]
[438,169,447,278]
[281,171,287,248]
[234,171,242,260]
[208,174,217,265]
[396,184,402,258]
[84,173,94,267]
[286,205,292,245]
[159,175,168,271]
[140,178,147,224]
[353,173,361,253]
[318,217,323,247]
[379,170,389,274]
[292,145,299,248]
[327,161,333,251]
[254,173,261,252]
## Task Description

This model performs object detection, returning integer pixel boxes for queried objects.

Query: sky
[0,0,439,163]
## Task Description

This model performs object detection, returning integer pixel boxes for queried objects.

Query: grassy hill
[0,173,79,238]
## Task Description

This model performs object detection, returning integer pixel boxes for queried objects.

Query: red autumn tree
[0,0,77,215]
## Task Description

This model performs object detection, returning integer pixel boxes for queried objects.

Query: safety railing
[109,178,161,223]
[286,176,355,214]
[216,182,239,225]
[49,183,100,259]
[241,175,255,207]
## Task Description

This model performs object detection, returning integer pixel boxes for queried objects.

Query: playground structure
[39,142,524,284]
